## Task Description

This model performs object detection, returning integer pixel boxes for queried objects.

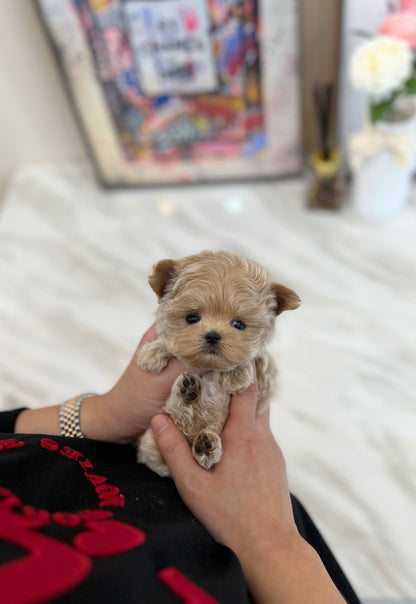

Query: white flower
[350,35,413,98]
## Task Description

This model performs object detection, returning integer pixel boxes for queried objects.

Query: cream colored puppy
[137,251,300,476]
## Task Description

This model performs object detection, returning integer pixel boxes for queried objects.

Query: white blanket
[0,162,415,600]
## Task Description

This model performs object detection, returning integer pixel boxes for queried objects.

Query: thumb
[151,414,196,478]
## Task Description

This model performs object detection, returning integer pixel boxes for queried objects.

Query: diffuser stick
[308,82,342,210]
[313,83,333,160]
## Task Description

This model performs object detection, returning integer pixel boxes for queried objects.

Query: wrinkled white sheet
[0,162,415,600]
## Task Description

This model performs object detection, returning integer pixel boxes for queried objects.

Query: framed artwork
[37,0,301,186]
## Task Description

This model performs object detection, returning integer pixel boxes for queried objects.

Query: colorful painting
[37,0,301,185]
[124,0,218,96]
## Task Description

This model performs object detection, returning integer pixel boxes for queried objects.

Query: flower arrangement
[350,28,416,123]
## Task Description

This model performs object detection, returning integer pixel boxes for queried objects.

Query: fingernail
[151,414,169,435]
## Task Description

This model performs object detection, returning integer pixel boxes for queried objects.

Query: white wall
[0,0,86,199]
[337,0,397,159]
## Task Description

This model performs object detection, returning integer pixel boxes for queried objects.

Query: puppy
[137,251,300,476]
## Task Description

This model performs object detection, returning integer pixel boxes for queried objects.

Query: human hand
[15,324,200,445]
[151,372,298,561]
[151,375,346,604]
[83,324,202,444]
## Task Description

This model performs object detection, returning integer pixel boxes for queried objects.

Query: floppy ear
[272,283,301,315]
[148,259,177,300]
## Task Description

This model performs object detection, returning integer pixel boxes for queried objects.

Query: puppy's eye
[186,312,201,325]
[231,319,246,331]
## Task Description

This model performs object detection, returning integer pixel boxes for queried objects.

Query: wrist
[235,528,302,576]
[13,394,127,444]
[80,393,128,444]
[237,532,345,604]
[60,393,97,438]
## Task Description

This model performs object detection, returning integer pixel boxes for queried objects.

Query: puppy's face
[150,252,300,371]
[157,278,274,371]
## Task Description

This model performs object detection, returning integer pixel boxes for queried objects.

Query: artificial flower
[380,11,416,49]
[350,35,413,98]
[350,34,416,122]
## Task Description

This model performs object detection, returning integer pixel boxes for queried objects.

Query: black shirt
[0,409,360,604]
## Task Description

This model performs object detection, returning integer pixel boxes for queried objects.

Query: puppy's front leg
[219,361,254,394]
[192,430,222,470]
[167,374,223,470]
[166,373,201,429]
[138,373,202,477]
[136,339,174,373]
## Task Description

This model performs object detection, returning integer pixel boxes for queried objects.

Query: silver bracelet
[59,393,97,438]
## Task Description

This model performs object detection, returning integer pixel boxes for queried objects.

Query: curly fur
[137,251,300,476]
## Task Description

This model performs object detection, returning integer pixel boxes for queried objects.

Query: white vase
[350,99,416,221]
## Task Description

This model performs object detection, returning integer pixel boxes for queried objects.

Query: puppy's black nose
[205,331,222,346]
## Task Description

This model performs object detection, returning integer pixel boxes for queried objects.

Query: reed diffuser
[307,83,342,209]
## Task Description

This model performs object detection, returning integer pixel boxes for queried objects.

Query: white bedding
[0,162,415,600]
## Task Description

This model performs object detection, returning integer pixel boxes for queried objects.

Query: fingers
[224,367,274,441]
[227,364,258,428]
[152,414,203,482]
[138,323,158,348]
[257,407,270,424]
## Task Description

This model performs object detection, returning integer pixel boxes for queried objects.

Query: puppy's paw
[178,373,202,405]
[137,340,174,373]
[192,430,222,470]
[220,361,254,394]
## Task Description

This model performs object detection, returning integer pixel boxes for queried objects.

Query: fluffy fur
[137,251,300,476]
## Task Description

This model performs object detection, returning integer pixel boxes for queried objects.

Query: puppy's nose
[205,331,222,346]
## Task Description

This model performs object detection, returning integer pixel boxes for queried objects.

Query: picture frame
[37,0,301,186]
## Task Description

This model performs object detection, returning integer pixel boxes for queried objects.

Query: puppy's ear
[272,283,301,315]
[149,259,177,300]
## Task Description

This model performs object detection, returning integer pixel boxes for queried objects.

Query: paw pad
[192,430,222,470]
[194,434,213,457]
[179,374,201,404]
